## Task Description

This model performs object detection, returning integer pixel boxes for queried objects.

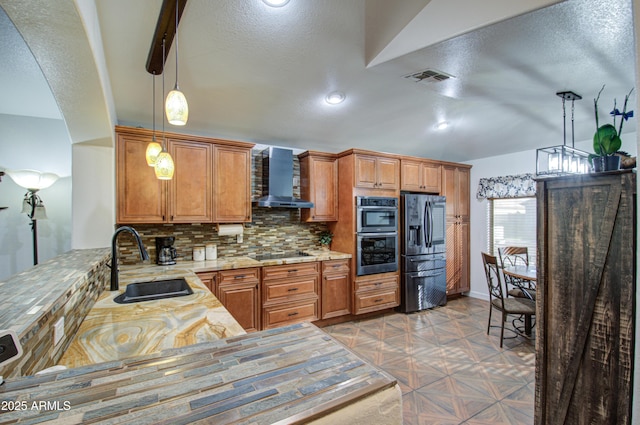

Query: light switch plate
[53,317,65,346]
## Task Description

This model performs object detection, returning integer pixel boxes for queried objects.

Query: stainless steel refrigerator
[399,194,447,313]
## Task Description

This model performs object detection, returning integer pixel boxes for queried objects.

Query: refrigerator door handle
[424,200,431,247]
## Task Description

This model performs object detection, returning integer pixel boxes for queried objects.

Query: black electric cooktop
[254,251,311,261]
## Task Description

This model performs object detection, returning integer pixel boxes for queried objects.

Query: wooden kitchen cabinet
[116,131,165,223]
[167,138,213,223]
[353,272,399,315]
[195,271,217,294]
[262,262,319,329]
[320,259,351,319]
[441,164,471,295]
[116,130,212,223]
[115,126,254,224]
[217,268,261,332]
[354,153,399,190]
[442,165,470,221]
[401,158,442,193]
[535,172,635,425]
[213,145,252,222]
[299,151,338,222]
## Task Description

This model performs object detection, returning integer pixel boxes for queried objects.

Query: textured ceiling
[1,0,636,162]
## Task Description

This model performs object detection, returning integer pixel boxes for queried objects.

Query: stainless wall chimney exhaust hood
[254,147,314,208]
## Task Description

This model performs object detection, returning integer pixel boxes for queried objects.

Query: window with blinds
[487,197,537,265]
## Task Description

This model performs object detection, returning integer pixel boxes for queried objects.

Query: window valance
[476,173,536,199]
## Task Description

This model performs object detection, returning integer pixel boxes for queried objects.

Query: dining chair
[481,252,536,347]
[498,246,536,300]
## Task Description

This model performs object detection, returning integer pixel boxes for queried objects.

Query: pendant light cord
[162,36,166,149]
[152,71,156,141]
[175,0,179,89]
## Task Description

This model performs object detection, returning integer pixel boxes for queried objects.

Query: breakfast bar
[0,249,401,424]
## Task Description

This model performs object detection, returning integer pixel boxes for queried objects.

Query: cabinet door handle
[288,312,299,317]
[234,275,245,279]
[374,298,384,303]
[287,287,299,292]
[288,269,298,273]
[374,282,382,286]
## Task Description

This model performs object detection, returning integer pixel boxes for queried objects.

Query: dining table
[502,264,537,335]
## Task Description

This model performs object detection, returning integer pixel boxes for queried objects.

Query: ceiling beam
[146,0,187,75]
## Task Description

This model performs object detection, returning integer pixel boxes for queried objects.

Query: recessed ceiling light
[436,121,449,130]
[325,91,345,105]
[262,0,290,7]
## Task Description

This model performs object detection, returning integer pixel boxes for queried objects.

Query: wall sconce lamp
[536,91,591,176]
[5,169,59,265]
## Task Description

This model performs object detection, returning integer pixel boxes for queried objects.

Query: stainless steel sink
[113,278,193,304]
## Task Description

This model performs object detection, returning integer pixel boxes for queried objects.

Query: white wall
[71,143,114,248]
[466,135,638,301]
[0,114,72,280]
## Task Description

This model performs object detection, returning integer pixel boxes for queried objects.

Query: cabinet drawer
[354,287,399,314]
[321,259,350,275]
[263,276,318,303]
[354,274,398,292]
[262,299,318,329]
[218,268,260,286]
[262,262,319,281]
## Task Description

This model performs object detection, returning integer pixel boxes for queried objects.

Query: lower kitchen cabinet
[353,272,399,315]
[262,299,319,329]
[217,268,261,333]
[262,262,319,329]
[321,259,351,319]
[196,271,217,294]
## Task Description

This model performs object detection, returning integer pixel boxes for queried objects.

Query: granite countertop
[58,250,352,369]
[0,248,111,340]
[1,323,400,425]
[58,266,246,369]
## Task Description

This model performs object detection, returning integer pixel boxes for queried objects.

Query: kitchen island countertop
[2,323,401,424]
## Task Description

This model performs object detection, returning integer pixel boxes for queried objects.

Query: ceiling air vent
[404,69,454,84]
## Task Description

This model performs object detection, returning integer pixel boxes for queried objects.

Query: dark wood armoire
[535,170,636,425]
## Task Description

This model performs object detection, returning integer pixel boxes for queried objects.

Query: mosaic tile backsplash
[116,209,329,264]
[117,149,331,264]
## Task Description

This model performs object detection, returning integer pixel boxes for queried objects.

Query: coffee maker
[155,236,177,265]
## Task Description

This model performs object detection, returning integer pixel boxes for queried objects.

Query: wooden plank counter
[0,323,401,424]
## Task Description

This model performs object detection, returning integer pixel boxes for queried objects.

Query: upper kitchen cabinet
[298,151,338,222]
[115,126,254,224]
[401,158,442,193]
[441,164,470,222]
[336,149,400,195]
[116,130,165,223]
[354,152,399,191]
[213,145,252,222]
[167,138,213,223]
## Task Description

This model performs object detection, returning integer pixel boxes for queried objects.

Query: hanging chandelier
[536,91,591,176]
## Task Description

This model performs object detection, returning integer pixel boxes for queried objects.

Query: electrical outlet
[53,317,65,346]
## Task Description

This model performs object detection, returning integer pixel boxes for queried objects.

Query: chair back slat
[498,246,529,268]
[482,252,505,305]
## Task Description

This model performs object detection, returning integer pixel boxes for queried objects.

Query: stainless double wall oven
[356,196,399,276]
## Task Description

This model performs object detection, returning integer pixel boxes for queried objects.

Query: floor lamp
[6,170,58,265]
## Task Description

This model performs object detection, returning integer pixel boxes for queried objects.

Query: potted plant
[591,85,634,172]
[318,231,333,250]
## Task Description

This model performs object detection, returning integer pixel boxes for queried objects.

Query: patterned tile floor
[321,297,536,425]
